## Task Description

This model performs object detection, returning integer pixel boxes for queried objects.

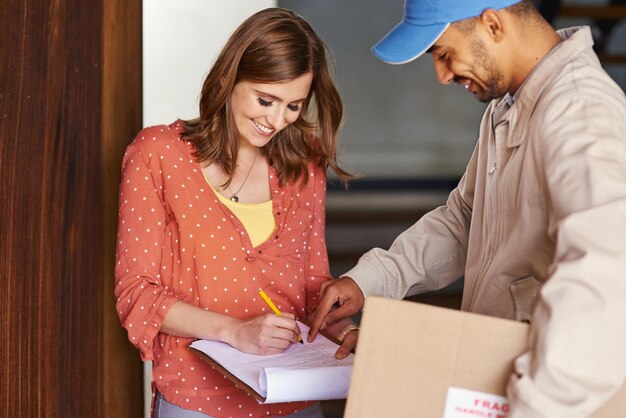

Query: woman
[115,7,357,418]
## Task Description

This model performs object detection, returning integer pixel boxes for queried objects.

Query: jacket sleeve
[509,95,626,417]
[114,138,183,361]
[304,166,333,314]
[343,147,476,300]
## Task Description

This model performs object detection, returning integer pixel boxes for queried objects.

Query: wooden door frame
[0,0,143,416]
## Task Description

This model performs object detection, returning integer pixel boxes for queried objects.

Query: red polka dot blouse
[114,121,332,417]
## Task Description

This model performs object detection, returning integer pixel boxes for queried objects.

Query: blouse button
[246,256,254,262]
[276,211,281,216]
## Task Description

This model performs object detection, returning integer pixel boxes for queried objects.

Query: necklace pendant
[219,151,258,204]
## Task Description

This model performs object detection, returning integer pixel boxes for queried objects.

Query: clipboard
[189,321,353,404]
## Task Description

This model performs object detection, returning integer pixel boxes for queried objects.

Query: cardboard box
[344,297,626,417]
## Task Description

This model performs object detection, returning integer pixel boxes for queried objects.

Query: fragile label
[443,387,510,418]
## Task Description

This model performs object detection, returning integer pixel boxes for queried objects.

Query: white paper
[189,322,354,403]
[443,387,511,418]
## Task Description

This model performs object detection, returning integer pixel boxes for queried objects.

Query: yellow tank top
[210,185,275,247]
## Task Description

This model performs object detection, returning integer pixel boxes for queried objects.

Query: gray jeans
[154,392,325,418]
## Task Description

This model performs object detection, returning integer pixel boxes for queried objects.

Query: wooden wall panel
[103,1,144,417]
[0,0,142,416]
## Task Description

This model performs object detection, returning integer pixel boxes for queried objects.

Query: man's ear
[479,8,506,42]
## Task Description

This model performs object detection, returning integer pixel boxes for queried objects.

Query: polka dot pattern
[114,121,331,417]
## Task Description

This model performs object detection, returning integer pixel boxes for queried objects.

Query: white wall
[143,0,275,127]
[142,3,275,416]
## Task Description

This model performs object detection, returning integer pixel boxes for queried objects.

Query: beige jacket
[345,27,626,417]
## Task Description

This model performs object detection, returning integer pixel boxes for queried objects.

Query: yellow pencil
[259,289,303,344]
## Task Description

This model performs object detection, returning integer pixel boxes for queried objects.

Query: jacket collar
[497,26,595,148]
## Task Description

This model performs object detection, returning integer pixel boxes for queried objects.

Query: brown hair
[181,7,353,188]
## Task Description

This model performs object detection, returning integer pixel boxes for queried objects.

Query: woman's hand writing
[225,312,302,355]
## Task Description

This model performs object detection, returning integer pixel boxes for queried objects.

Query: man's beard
[471,37,507,103]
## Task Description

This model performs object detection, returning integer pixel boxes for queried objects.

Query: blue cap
[372,0,522,64]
